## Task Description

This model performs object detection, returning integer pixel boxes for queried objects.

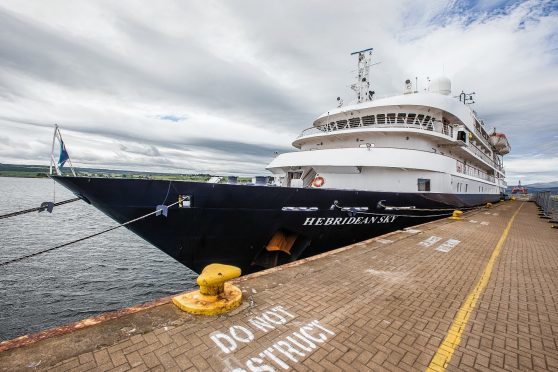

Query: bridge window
[418,178,431,192]
[348,117,361,128]
[362,115,375,126]
[386,113,396,124]
[377,114,385,125]
[407,113,416,125]
[336,119,347,129]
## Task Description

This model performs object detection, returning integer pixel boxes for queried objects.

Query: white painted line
[484,212,491,215]
[469,220,478,224]
[418,236,442,247]
[376,239,393,244]
[492,213,499,216]
[404,229,421,234]
[480,221,490,225]
[436,239,461,253]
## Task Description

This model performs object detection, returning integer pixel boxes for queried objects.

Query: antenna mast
[350,48,375,103]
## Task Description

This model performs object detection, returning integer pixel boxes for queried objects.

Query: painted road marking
[484,212,491,215]
[435,239,461,253]
[404,228,422,234]
[376,239,393,244]
[492,213,499,216]
[469,220,478,224]
[418,236,442,247]
[427,203,523,371]
[480,221,490,226]
[210,305,336,371]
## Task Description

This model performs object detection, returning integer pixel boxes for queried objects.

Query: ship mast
[350,48,375,103]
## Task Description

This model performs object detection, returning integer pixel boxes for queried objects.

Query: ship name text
[302,215,397,226]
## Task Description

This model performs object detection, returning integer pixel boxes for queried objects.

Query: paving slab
[1,201,557,371]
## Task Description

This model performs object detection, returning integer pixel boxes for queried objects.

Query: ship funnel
[429,76,451,95]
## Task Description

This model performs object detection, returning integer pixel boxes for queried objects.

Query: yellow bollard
[173,264,242,315]
[449,210,464,220]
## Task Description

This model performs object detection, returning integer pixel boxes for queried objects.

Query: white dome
[429,76,451,95]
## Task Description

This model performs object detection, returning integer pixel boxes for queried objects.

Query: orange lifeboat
[489,131,511,155]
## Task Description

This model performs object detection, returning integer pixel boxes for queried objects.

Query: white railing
[456,160,496,183]
[473,127,493,152]
[298,115,454,139]
[466,142,500,170]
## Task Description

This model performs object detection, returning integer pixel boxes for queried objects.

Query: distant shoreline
[0,163,241,183]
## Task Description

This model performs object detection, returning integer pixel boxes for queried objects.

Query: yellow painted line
[426,202,523,371]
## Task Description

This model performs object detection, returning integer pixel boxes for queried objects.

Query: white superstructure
[267,49,508,196]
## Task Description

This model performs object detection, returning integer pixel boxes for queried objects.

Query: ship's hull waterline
[53,176,499,274]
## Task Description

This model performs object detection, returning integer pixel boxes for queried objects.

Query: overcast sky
[0,0,556,184]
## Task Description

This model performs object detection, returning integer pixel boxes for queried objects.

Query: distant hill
[0,163,214,180]
[523,181,558,189]
[0,163,261,183]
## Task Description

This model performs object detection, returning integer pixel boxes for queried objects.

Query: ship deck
[1,199,557,371]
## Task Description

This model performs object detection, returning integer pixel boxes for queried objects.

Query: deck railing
[298,115,454,139]
[473,127,493,152]
[455,160,496,183]
[466,142,501,171]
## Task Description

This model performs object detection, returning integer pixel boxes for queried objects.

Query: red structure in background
[511,180,528,194]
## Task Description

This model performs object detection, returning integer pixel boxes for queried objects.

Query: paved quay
[1,200,557,371]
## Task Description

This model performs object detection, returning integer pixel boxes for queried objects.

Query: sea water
[0,177,196,341]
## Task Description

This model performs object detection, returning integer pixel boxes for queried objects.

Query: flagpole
[49,124,58,175]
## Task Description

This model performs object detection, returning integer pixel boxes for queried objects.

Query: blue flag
[58,140,70,168]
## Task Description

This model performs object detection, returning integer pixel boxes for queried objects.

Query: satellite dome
[429,76,451,95]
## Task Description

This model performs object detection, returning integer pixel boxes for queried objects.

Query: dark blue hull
[53,177,499,274]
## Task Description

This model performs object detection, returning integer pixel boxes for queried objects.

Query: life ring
[312,176,325,188]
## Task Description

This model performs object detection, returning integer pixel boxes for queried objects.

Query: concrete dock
[1,200,557,371]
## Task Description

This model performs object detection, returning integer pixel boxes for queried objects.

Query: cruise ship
[52,49,509,274]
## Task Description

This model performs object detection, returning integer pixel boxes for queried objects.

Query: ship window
[397,113,406,124]
[407,113,416,125]
[377,114,385,125]
[348,117,361,128]
[416,114,425,124]
[418,178,431,192]
[328,122,335,131]
[336,119,347,129]
[465,184,468,192]
[362,115,375,126]
[387,113,396,124]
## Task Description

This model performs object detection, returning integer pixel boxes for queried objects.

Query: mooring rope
[0,198,80,220]
[0,201,179,267]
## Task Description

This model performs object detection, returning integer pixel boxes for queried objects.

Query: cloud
[158,115,186,123]
[119,144,161,157]
[0,0,556,182]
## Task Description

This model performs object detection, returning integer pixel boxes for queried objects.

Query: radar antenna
[455,90,476,105]
[350,48,376,103]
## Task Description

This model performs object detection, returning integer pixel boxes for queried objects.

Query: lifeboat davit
[489,131,511,155]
